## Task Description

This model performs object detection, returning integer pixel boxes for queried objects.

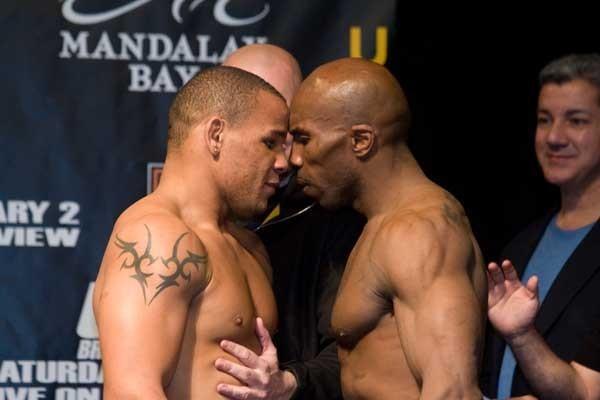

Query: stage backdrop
[0,1,398,398]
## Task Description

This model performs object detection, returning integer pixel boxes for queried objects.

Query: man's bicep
[383,228,483,393]
[394,275,484,396]
[95,221,210,393]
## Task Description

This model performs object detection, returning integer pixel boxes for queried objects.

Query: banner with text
[0,1,396,398]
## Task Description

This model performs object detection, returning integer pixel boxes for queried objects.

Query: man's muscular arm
[374,216,485,400]
[94,218,211,399]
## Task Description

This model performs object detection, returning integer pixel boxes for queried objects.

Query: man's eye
[570,118,589,126]
[537,116,550,126]
[263,139,276,149]
[293,135,309,144]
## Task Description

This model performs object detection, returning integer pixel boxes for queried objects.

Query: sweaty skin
[93,76,289,400]
[289,58,487,400]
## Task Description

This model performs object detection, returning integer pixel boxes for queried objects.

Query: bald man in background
[289,58,487,399]
[214,45,365,400]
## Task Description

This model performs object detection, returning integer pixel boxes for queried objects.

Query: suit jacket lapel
[535,220,600,335]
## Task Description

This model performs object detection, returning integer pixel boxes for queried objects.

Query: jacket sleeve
[282,209,364,400]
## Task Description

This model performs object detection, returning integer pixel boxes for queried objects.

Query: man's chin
[255,201,269,216]
[301,184,322,200]
[318,200,342,211]
[314,193,345,211]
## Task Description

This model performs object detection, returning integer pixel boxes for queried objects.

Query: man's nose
[283,133,293,160]
[289,143,304,168]
[274,150,290,175]
[546,120,569,149]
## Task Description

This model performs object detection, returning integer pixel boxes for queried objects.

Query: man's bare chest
[331,233,392,348]
[188,241,277,342]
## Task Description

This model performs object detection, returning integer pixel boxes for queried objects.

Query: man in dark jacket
[482,53,600,399]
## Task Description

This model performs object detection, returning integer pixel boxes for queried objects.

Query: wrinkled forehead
[538,79,600,111]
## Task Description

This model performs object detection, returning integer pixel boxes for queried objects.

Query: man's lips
[545,153,575,161]
[295,177,310,187]
[264,182,279,194]
[295,178,320,198]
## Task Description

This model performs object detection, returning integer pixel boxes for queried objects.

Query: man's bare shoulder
[370,193,475,291]
[99,198,213,306]
[376,192,471,250]
[400,185,471,230]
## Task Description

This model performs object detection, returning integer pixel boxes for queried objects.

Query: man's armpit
[113,224,209,305]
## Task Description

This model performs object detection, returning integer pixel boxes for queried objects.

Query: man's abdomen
[167,271,276,399]
[338,315,420,400]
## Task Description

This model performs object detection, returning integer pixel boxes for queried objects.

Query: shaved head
[168,65,285,149]
[289,58,412,210]
[223,44,302,105]
[293,58,411,144]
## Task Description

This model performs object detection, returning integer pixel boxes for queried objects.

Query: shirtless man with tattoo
[93,66,289,399]
[289,58,488,399]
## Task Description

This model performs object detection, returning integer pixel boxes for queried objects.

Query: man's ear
[205,117,225,159]
[350,124,376,159]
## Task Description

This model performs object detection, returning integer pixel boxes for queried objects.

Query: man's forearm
[508,328,588,400]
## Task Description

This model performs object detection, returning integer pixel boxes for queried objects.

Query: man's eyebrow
[537,108,592,116]
[290,127,310,136]
[268,129,287,138]
[565,109,592,117]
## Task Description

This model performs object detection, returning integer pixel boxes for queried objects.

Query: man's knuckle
[241,349,251,360]
[258,372,269,386]
[243,370,253,381]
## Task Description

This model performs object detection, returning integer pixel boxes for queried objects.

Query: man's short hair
[168,65,285,149]
[540,53,600,101]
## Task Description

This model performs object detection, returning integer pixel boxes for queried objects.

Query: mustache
[277,169,314,203]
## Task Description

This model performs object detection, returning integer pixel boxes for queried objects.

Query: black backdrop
[390,11,598,260]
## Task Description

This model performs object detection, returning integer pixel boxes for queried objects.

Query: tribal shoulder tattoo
[114,224,208,305]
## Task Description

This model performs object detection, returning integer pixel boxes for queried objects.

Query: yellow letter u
[349,26,388,65]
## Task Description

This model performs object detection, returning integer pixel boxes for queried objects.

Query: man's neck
[353,146,430,220]
[558,176,600,229]
[156,154,230,231]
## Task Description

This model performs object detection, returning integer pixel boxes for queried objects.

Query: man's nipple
[234,314,243,326]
